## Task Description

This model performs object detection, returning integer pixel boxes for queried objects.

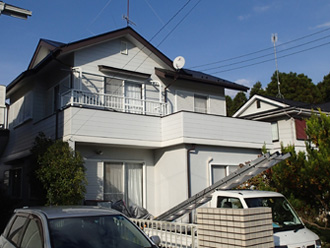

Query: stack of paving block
[197,207,274,248]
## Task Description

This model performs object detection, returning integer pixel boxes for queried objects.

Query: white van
[211,190,321,248]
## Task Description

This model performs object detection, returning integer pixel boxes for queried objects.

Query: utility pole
[0,1,31,19]
[272,33,283,99]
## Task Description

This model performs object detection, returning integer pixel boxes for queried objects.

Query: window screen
[194,94,208,113]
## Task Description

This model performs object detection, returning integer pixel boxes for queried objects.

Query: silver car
[0,206,160,248]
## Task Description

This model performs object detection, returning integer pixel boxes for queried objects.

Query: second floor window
[105,78,143,113]
[194,94,208,113]
[9,91,33,127]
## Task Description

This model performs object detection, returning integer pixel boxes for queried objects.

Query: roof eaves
[7,49,61,95]
[28,39,62,70]
[155,68,249,91]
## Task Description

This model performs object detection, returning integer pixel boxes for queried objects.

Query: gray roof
[261,95,330,112]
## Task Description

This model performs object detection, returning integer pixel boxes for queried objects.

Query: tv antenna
[272,33,283,99]
[123,0,136,26]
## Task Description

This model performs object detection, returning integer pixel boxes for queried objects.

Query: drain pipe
[187,144,196,222]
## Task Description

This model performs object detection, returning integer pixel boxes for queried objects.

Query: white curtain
[105,78,124,109]
[104,163,124,202]
[104,162,143,207]
[126,163,143,207]
[125,82,142,113]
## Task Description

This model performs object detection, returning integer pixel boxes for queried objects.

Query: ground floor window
[4,168,22,198]
[104,162,143,207]
[211,164,238,184]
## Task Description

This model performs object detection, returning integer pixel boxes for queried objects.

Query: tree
[33,136,87,206]
[304,110,330,222]
[317,72,330,102]
[265,72,321,103]
[225,95,233,117]
[227,92,247,117]
[29,133,55,204]
[249,81,265,99]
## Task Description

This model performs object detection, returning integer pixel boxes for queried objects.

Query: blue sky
[1,0,330,97]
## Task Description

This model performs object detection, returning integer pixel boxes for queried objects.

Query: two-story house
[0,27,272,217]
[233,94,330,153]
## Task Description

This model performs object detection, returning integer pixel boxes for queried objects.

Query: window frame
[103,161,146,208]
[120,41,128,55]
[271,121,279,142]
[21,215,44,248]
[209,164,238,185]
[6,214,29,247]
[194,93,208,113]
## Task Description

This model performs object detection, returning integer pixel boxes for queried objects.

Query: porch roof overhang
[98,65,151,80]
[155,67,249,91]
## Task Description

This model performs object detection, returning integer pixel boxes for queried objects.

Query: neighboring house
[0,27,272,217]
[233,94,330,153]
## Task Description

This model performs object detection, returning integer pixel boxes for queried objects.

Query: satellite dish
[173,56,185,70]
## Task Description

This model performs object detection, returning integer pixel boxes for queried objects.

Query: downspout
[187,144,196,222]
[164,70,180,103]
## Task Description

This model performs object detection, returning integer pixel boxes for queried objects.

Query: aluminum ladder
[154,152,291,221]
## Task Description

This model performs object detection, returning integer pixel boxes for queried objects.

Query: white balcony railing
[61,89,168,116]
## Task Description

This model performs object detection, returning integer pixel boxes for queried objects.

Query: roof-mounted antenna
[272,33,283,99]
[123,0,136,27]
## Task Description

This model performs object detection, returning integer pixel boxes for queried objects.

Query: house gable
[233,95,289,118]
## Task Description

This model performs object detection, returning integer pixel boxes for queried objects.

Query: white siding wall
[153,146,187,216]
[209,95,226,115]
[189,146,260,196]
[1,115,56,161]
[62,107,272,149]
[240,100,279,117]
[84,160,104,200]
[175,90,226,115]
[78,145,155,211]
[271,118,306,153]
[162,112,272,148]
[65,108,161,146]
[74,39,164,76]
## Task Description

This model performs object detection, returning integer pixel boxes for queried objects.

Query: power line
[121,0,194,72]
[156,0,202,47]
[86,0,114,35]
[149,0,192,42]
[210,40,330,75]
[201,32,330,72]
[190,25,330,69]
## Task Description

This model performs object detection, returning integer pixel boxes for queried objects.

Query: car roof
[15,206,121,219]
[213,190,284,198]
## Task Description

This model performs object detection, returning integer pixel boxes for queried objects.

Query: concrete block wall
[197,207,274,248]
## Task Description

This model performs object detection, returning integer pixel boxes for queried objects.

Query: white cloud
[238,14,251,21]
[315,22,330,29]
[238,5,270,21]
[253,5,271,13]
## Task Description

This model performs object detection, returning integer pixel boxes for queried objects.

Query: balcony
[61,89,168,116]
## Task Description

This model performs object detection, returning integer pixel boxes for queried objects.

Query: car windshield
[48,214,154,248]
[244,196,304,232]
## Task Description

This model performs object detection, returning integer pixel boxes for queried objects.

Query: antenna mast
[272,33,283,99]
[123,0,136,26]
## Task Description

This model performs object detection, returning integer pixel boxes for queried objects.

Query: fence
[130,218,198,248]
